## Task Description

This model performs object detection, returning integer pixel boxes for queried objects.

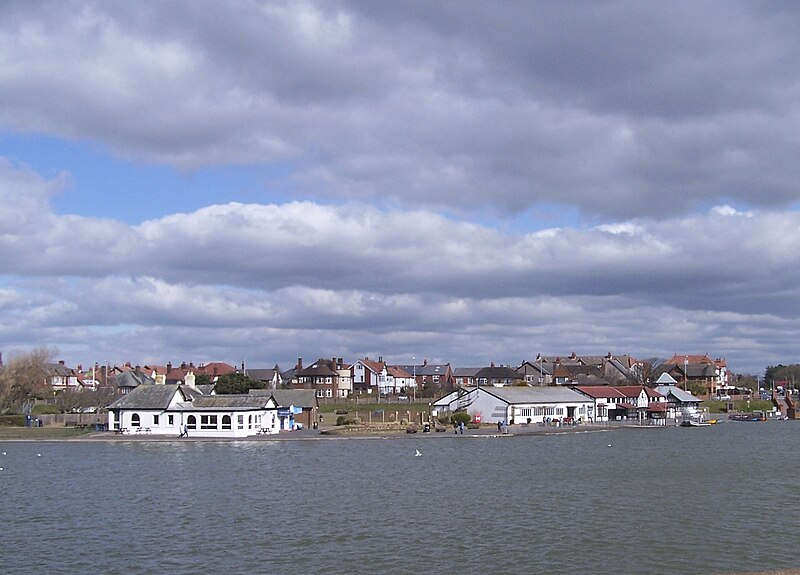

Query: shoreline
[0,421,639,442]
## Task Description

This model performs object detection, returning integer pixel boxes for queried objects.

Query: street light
[684,356,688,391]
[412,356,416,402]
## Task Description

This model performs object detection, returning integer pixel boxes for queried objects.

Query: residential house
[433,386,593,425]
[653,354,728,396]
[397,360,454,396]
[516,359,554,386]
[293,357,351,399]
[385,365,415,395]
[246,365,283,389]
[45,361,80,393]
[453,367,480,387]
[474,364,524,387]
[112,369,157,395]
[352,357,388,395]
[551,363,609,386]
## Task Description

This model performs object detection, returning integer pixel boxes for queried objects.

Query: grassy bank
[0,426,94,440]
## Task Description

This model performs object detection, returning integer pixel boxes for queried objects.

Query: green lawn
[0,426,95,440]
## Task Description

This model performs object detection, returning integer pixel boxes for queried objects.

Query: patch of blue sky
[0,132,298,224]
[474,202,587,235]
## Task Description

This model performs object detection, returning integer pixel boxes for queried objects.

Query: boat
[680,419,712,427]
[728,411,767,422]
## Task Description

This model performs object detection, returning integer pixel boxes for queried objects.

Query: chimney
[378,356,383,363]
[490,361,495,367]
[297,357,303,370]
[167,362,172,371]
[423,359,428,366]
[59,360,65,365]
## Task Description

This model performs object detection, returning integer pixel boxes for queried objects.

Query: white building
[107,384,280,438]
[433,386,594,425]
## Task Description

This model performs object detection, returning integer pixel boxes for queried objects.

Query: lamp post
[684,356,688,391]
[412,356,416,402]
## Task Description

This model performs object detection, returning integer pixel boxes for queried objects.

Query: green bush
[0,415,27,427]
[451,411,471,426]
[336,415,363,426]
[32,404,61,415]
[437,414,451,425]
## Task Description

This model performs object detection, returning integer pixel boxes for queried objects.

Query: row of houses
[16,351,731,399]
[106,371,702,438]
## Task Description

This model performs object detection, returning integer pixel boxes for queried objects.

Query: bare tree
[0,347,56,414]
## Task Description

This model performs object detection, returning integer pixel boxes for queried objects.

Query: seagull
[37,453,42,457]
[607,444,612,448]
[414,449,422,457]
[1,451,6,455]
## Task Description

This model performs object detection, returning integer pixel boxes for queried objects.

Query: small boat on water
[728,411,767,422]
[680,420,712,427]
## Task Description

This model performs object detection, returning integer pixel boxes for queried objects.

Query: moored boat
[728,411,767,422]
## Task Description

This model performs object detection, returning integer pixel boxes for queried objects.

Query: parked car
[717,394,731,401]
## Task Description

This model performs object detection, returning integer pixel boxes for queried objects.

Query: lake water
[1,421,798,575]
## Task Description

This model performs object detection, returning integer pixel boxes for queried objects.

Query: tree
[0,347,56,414]
[213,372,264,394]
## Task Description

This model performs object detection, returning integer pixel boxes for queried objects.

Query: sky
[2,0,800,377]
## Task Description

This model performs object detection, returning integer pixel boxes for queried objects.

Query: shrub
[0,415,27,427]
[451,411,471,426]
[437,414,451,425]
[336,415,363,426]
[32,404,61,415]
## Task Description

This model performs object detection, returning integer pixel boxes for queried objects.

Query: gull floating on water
[414,449,422,457]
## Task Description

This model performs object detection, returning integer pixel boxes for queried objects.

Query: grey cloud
[3,2,800,217]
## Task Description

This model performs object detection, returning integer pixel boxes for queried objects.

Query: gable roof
[107,384,186,410]
[185,395,276,410]
[113,370,157,389]
[249,388,318,408]
[463,385,592,405]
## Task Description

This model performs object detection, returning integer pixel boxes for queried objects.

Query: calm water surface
[1,422,798,575]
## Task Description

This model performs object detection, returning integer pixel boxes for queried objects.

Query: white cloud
[1,159,799,373]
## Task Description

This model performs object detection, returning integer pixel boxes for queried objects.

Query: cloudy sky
[2,0,800,376]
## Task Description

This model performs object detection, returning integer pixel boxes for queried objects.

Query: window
[131,413,140,427]
[187,415,197,430]
[201,415,218,429]
[316,389,324,398]
[238,414,244,429]
[222,415,232,430]
[153,415,159,426]
[326,389,333,397]
[520,408,532,417]
[168,415,174,426]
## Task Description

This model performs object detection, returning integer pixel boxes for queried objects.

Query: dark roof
[184,395,274,410]
[475,366,520,380]
[113,370,156,388]
[296,358,338,377]
[247,368,278,382]
[250,388,317,408]
[107,384,185,410]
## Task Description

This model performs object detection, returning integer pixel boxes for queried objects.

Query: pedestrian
[459,421,464,434]
[183,424,189,437]
[497,420,502,432]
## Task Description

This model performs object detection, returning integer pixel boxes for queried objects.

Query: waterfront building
[433,386,593,425]
[107,384,280,437]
